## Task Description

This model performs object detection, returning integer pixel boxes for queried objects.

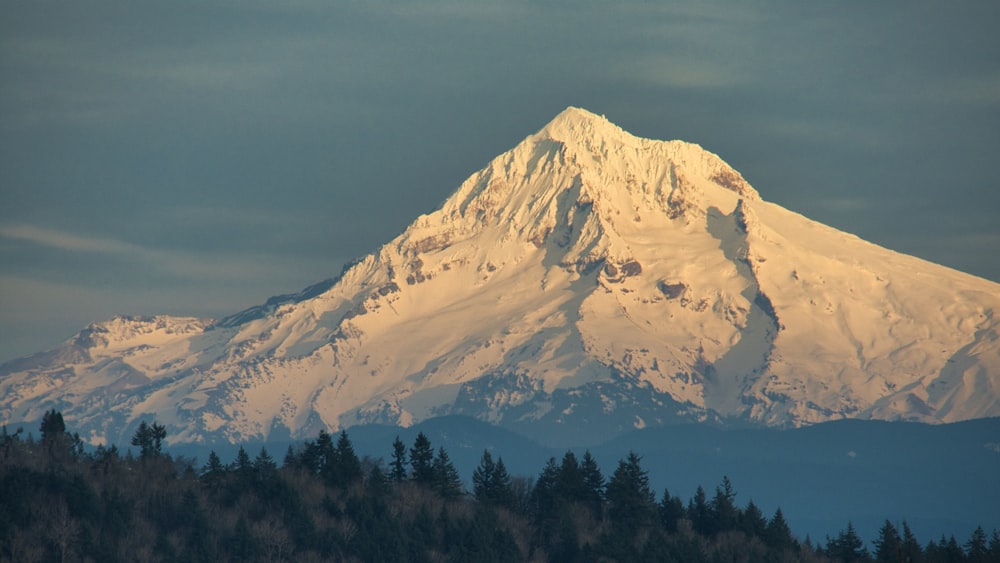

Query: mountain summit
[3,108,998,446]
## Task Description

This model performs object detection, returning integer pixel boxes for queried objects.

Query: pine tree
[740,499,768,539]
[531,457,560,518]
[234,446,253,481]
[431,447,463,499]
[130,420,166,459]
[580,450,605,518]
[988,529,1000,561]
[335,430,363,485]
[409,432,435,485]
[201,451,226,487]
[688,485,712,535]
[901,521,923,562]
[472,450,514,508]
[556,451,585,501]
[659,487,686,533]
[390,436,407,482]
[966,526,989,563]
[254,447,277,479]
[873,520,902,563]
[39,409,66,442]
[827,522,869,563]
[605,451,656,530]
[472,450,497,502]
[710,475,739,533]
[764,507,797,552]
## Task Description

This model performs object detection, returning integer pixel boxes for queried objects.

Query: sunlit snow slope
[2,107,998,446]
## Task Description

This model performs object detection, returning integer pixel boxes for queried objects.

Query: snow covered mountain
[2,107,998,447]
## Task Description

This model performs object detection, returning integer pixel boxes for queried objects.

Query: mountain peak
[539,106,619,139]
[2,109,998,447]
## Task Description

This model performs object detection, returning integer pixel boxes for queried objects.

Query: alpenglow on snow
[2,107,998,447]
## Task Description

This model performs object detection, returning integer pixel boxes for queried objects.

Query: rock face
[2,107,999,447]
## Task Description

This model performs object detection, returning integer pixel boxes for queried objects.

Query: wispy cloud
[0,224,140,254]
[0,223,318,284]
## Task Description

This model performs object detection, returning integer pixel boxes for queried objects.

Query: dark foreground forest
[2,411,998,562]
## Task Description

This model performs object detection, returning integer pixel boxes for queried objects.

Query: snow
[2,107,998,445]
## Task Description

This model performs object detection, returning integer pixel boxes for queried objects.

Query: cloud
[0,223,324,285]
[0,224,141,254]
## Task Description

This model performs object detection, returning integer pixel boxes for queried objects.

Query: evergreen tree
[233,446,253,481]
[659,487,686,533]
[873,520,902,563]
[431,447,463,499]
[764,507,797,552]
[580,450,605,518]
[740,499,768,539]
[966,526,989,563]
[39,409,66,441]
[130,420,166,459]
[901,521,923,563]
[942,535,964,562]
[390,435,407,482]
[556,451,585,501]
[531,457,560,518]
[313,430,337,480]
[710,475,739,533]
[688,485,712,535]
[201,451,226,487]
[827,522,869,563]
[335,430,363,485]
[409,432,435,485]
[605,451,656,530]
[473,450,515,508]
[989,529,1000,561]
[254,447,277,479]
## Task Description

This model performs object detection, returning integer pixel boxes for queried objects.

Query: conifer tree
[531,457,560,518]
[901,521,923,563]
[688,485,712,535]
[966,526,989,563]
[659,487,686,533]
[873,519,901,563]
[201,451,226,486]
[130,420,166,459]
[580,450,605,519]
[605,451,656,530]
[390,435,407,482]
[409,432,435,485]
[710,476,739,533]
[335,430,363,485]
[254,447,277,478]
[39,409,66,442]
[740,499,768,539]
[827,522,868,563]
[472,450,514,508]
[556,451,585,501]
[764,507,797,552]
[431,447,463,499]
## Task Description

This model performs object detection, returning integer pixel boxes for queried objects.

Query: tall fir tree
[873,520,902,563]
[605,451,656,531]
[389,436,407,482]
[431,447,463,499]
[409,432,435,485]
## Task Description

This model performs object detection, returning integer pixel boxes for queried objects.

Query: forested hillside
[2,411,998,562]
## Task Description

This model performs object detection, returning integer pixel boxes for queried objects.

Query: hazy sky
[2,1,999,363]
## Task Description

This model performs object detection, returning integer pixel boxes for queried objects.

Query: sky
[2,1,999,363]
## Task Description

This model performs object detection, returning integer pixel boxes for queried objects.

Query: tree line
[1,410,998,562]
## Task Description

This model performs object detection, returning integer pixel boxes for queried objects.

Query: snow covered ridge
[2,107,999,447]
